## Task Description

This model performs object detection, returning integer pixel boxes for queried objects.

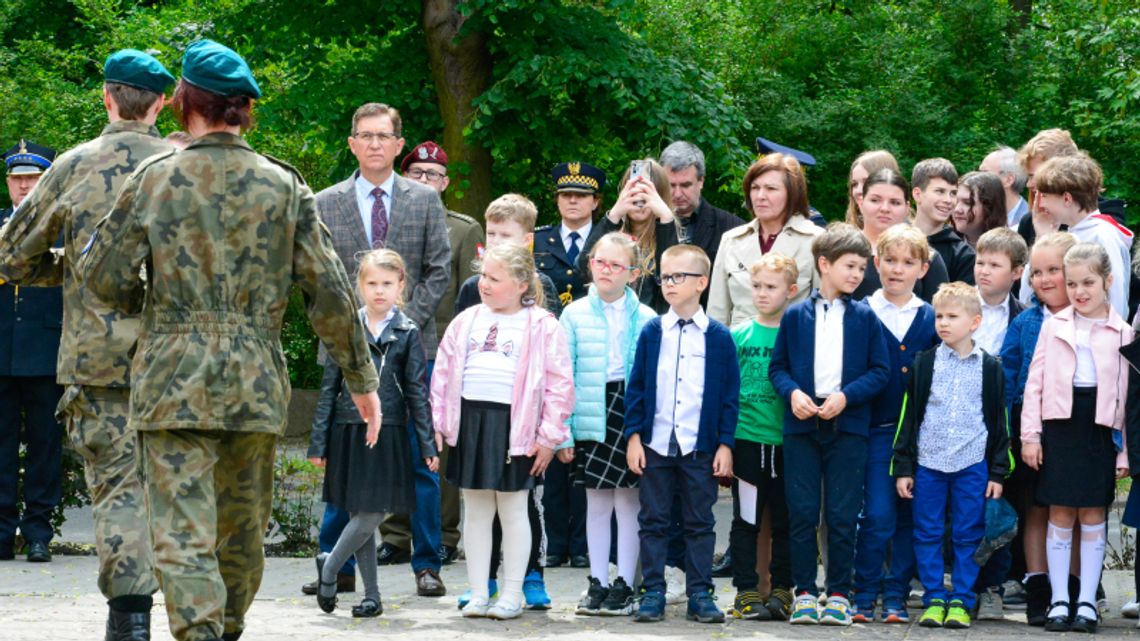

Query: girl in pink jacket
[431,243,574,620]
[1021,242,1133,634]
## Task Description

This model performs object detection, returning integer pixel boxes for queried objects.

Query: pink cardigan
[431,304,574,455]
[1021,306,1133,469]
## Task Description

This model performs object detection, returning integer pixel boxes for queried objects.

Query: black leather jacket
[307,307,435,459]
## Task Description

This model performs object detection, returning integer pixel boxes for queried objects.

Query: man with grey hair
[979,146,1030,228]
[660,141,744,273]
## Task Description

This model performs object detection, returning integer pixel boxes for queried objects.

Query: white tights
[585,487,640,586]
[463,489,530,608]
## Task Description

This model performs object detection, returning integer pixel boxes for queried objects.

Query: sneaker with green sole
[789,593,820,625]
[919,599,946,628]
[943,601,971,629]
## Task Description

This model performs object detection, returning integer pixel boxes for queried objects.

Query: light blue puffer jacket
[559,286,657,446]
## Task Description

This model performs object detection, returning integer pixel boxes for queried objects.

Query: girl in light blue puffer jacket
[559,232,657,616]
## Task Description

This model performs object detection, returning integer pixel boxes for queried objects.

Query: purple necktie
[370,186,388,248]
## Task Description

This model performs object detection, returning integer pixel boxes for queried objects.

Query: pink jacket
[1021,306,1133,469]
[431,304,574,455]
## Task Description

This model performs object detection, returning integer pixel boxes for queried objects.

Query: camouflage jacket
[81,132,378,434]
[0,120,172,387]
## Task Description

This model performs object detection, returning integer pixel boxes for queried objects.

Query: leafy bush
[265,451,323,557]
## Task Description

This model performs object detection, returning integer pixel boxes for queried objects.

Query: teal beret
[181,40,261,99]
[104,49,176,94]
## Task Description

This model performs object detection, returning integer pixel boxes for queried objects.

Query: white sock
[1046,522,1073,615]
[1077,521,1106,617]
[462,489,497,600]
[495,490,531,609]
[614,488,641,584]
[585,489,615,586]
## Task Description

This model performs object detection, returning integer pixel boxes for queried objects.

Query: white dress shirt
[868,290,923,341]
[975,295,1011,355]
[354,172,396,246]
[603,297,628,382]
[1073,313,1107,387]
[650,309,708,457]
[561,222,592,255]
[360,307,396,341]
[813,296,844,397]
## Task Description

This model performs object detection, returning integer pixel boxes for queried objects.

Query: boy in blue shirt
[625,244,739,623]
[769,222,890,626]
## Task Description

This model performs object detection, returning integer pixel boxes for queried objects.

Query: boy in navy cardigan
[769,222,890,626]
[852,225,939,623]
[625,244,739,624]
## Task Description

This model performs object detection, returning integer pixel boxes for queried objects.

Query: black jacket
[927,226,976,286]
[307,307,435,459]
[678,197,745,268]
[891,346,1012,483]
[1122,338,1140,477]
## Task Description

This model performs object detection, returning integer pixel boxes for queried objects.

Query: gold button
[900,345,906,351]
[566,269,573,275]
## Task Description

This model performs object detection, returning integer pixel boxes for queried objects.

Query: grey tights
[320,511,384,602]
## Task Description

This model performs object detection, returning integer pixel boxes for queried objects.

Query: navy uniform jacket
[0,207,62,377]
[534,223,588,307]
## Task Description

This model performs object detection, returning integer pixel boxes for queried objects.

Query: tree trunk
[422,0,494,219]
[1011,0,1031,30]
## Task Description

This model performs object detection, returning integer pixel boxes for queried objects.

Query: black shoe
[439,544,459,565]
[710,549,732,577]
[1070,602,1098,633]
[351,598,383,618]
[221,632,242,641]
[0,542,13,561]
[1026,574,1050,627]
[599,577,636,616]
[106,609,150,641]
[545,554,567,568]
[315,553,337,613]
[1044,601,1072,632]
[376,543,410,566]
[569,554,590,568]
[576,577,607,615]
[26,540,51,562]
[302,573,355,595]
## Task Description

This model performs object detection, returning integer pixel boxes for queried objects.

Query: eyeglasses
[589,258,635,274]
[353,131,399,145]
[655,272,703,286]
[406,168,446,181]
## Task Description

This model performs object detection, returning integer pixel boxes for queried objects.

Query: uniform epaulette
[263,153,307,185]
[133,148,178,173]
[446,210,479,225]
[535,224,554,232]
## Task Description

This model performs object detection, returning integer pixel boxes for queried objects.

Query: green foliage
[266,452,322,556]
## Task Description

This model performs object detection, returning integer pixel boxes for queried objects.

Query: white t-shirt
[462,309,528,403]
[1073,313,1107,387]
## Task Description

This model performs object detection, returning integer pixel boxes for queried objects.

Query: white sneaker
[664,565,686,605]
[976,587,1003,620]
[461,596,491,617]
[487,598,525,620]
[1122,600,1140,619]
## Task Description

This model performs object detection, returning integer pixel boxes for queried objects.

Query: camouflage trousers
[140,429,276,641]
[59,384,159,599]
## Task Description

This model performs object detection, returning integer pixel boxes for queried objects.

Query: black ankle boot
[1026,574,1051,627]
[105,609,150,641]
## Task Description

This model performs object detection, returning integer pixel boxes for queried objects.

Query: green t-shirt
[732,320,784,445]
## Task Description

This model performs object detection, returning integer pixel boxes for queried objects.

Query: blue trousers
[317,361,442,575]
[783,429,867,597]
[638,447,718,596]
[853,428,916,606]
[913,461,987,609]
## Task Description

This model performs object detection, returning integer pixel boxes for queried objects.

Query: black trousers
[0,375,64,546]
[730,441,791,592]
[542,457,587,558]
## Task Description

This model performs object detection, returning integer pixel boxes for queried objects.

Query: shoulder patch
[263,153,307,185]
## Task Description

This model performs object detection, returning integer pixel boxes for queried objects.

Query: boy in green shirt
[730,253,799,621]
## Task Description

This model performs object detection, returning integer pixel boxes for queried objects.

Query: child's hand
[1021,442,1042,470]
[626,434,645,476]
[434,432,443,453]
[424,456,440,473]
[307,457,325,468]
[1117,467,1130,480]
[986,481,1003,499]
[818,392,847,420]
[365,421,380,448]
[896,477,914,499]
[556,448,575,464]
[529,445,554,476]
[790,390,819,420]
[712,444,733,478]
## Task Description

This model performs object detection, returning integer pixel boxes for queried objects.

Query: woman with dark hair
[708,153,822,326]
[852,169,949,302]
[82,40,380,641]
[953,171,1007,248]
[845,150,902,229]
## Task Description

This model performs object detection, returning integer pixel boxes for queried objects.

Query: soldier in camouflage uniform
[81,40,380,641]
[0,50,177,641]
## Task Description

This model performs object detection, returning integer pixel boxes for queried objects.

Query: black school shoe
[1070,602,1099,633]
[26,540,51,562]
[1044,601,1072,632]
[352,598,383,618]
[376,543,410,565]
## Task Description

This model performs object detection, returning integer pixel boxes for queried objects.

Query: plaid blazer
[315,170,451,359]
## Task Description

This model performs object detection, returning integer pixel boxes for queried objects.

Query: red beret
[401,140,448,173]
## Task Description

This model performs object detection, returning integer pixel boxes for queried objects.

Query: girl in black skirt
[1021,242,1133,633]
[308,249,438,618]
[559,233,657,616]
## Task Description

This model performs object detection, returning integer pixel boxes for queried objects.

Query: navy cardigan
[624,315,740,455]
[769,291,890,436]
[870,303,939,429]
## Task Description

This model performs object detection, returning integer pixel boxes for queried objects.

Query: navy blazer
[0,207,62,377]
[534,224,589,305]
[769,291,890,436]
[870,303,939,428]
[624,314,739,455]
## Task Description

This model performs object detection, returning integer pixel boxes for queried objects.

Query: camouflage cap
[181,39,261,99]
[104,49,176,94]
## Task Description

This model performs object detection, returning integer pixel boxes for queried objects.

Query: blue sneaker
[687,591,725,623]
[456,579,497,610]
[635,590,667,622]
[882,596,909,623]
[523,570,551,610]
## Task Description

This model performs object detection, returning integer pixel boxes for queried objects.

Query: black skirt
[323,421,414,514]
[446,399,536,492]
[1036,387,1118,508]
[574,381,637,490]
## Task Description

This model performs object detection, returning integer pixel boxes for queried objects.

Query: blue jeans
[913,461,987,609]
[318,503,354,576]
[853,428,916,606]
[638,447,718,596]
[783,429,867,597]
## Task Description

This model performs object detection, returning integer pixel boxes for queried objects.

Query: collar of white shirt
[981,294,1010,315]
[603,296,626,313]
[355,172,396,208]
[937,340,983,361]
[869,290,923,313]
[662,307,708,332]
[561,222,592,246]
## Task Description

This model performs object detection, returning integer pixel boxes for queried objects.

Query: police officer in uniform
[535,161,604,567]
[0,140,62,567]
